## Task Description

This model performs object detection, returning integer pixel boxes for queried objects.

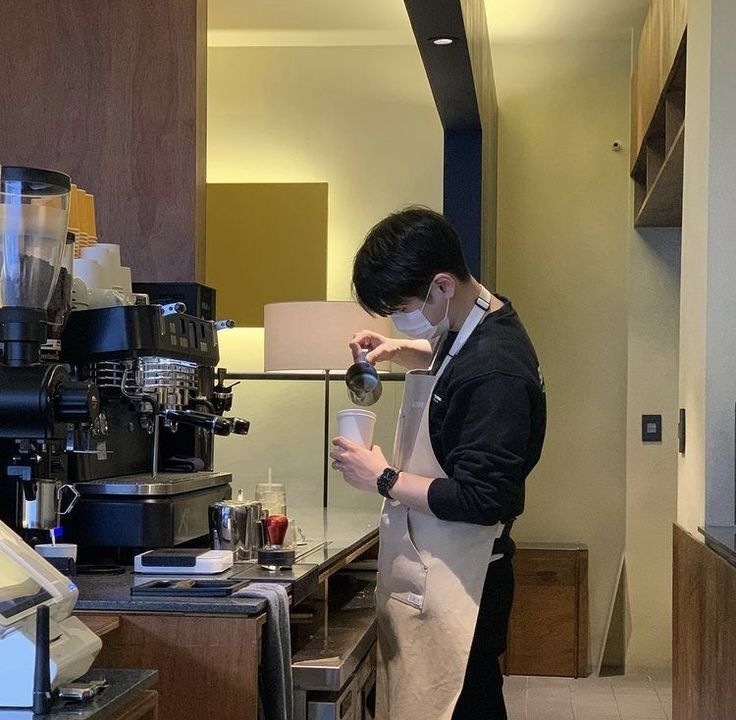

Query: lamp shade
[264,301,394,372]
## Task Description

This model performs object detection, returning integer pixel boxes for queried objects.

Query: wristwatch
[377,467,400,500]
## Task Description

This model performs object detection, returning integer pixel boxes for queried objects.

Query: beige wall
[494,34,683,671]
[677,0,710,535]
[207,44,443,301]
[625,227,680,670]
[493,38,633,669]
[207,42,441,510]
[678,0,736,532]
[214,328,399,513]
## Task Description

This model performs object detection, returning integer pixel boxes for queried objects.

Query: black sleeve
[427,372,531,526]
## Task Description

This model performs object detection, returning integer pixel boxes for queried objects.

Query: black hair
[352,206,472,316]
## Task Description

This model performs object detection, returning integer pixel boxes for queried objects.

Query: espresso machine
[0,166,100,541]
[54,281,249,557]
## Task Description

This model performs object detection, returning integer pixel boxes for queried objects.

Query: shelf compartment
[634,121,685,227]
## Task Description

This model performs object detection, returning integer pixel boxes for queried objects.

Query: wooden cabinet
[664,0,688,73]
[81,612,265,720]
[673,526,736,719]
[632,0,688,166]
[631,0,688,227]
[503,544,589,678]
[632,0,665,162]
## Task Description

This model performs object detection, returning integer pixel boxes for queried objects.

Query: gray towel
[234,582,293,720]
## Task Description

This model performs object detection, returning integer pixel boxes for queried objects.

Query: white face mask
[391,286,450,340]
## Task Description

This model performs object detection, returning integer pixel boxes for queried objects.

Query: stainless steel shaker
[208,500,264,561]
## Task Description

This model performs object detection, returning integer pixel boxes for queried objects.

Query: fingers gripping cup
[336,409,376,449]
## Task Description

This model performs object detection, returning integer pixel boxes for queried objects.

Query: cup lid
[337,408,377,419]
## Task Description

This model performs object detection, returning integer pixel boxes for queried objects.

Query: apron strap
[435,286,493,378]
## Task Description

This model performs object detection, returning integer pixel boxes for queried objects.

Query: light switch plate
[642,414,662,443]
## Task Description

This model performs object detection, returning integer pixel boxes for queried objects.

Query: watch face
[377,468,398,498]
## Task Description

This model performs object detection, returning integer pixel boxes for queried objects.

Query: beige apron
[376,287,505,720]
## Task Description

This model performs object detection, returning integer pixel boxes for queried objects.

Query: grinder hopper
[0,166,71,365]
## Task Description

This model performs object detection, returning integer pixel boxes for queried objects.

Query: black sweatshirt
[426,296,546,527]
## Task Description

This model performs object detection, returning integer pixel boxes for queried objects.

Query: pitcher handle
[57,484,80,516]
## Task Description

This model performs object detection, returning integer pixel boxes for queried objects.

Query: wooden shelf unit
[632,34,687,228]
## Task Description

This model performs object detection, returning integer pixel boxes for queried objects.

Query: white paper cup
[337,409,377,449]
[35,543,78,562]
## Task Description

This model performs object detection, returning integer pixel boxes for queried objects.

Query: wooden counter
[74,507,379,720]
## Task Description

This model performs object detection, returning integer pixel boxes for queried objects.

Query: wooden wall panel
[206,183,328,327]
[0,0,206,282]
[673,525,736,720]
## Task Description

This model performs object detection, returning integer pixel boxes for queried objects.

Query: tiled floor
[504,672,672,720]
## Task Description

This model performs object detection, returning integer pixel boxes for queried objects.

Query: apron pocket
[406,510,430,567]
[382,557,429,614]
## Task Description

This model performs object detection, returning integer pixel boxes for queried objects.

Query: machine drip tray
[130,578,249,597]
[75,471,232,497]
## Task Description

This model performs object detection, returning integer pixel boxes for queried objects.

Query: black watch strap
[377,467,400,499]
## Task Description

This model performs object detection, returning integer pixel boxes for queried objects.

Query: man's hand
[330,437,388,493]
[350,331,404,365]
[350,330,433,370]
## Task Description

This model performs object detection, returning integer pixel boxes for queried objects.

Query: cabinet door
[634,1,663,158]
[662,0,688,81]
[632,0,688,165]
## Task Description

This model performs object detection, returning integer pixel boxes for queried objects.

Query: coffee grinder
[0,166,99,539]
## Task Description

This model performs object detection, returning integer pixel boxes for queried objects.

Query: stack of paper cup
[117,266,133,294]
[336,409,377,449]
[80,244,120,288]
[78,243,132,292]
[74,258,104,289]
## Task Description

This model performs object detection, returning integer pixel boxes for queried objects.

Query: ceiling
[208,0,650,47]
[207,0,415,47]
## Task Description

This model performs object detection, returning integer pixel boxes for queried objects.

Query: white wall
[493,38,632,669]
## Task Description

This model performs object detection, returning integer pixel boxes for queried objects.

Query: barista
[330,207,546,720]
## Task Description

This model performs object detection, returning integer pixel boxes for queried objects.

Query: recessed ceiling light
[430,37,455,46]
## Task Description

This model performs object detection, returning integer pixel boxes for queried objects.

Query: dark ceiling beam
[405,0,486,277]
[404,0,481,130]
